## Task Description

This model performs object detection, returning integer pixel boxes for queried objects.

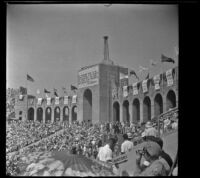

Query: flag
[161,54,175,63]
[119,67,129,79]
[129,70,139,80]
[27,74,34,82]
[145,73,149,80]
[150,60,157,66]
[62,87,67,94]
[54,88,58,97]
[71,85,77,91]
[44,88,51,93]
[19,86,27,95]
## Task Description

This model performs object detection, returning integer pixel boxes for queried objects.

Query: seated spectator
[121,133,134,153]
[134,141,169,176]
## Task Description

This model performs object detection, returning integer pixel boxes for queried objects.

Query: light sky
[7,4,178,97]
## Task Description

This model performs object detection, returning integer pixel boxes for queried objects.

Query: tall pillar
[129,102,132,123]
[43,107,45,124]
[163,94,167,113]
[60,106,63,122]
[120,103,123,123]
[34,107,37,122]
[151,98,155,120]
[69,106,72,124]
[140,99,143,124]
[51,107,54,123]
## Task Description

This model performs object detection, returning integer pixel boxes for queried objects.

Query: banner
[112,87,118,99]
[120,78,128,87]
[142,80,148,93]
[19,95,24,100]
[72,95,77,104]
[64,96,69,105]
[55,97,59,105]
[166,69,173,86]
[78,65,99,88]
[153,74,160,90]
[37,98,42,105]
[113,154,128,164]
[132,82,138,95]
[123,86,128,97]
[47,97,51,105]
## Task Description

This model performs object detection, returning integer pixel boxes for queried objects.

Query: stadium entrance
[83,89,92,123]
[37,107,43,122]
[45,107,51,123]
[113,102,120,122]
[28,108,34,121]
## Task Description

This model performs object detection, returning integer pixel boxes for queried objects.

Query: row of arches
[113,90,176,123]
[27,106,77,123]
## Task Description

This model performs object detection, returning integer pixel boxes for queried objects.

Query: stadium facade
[14,36,178,124]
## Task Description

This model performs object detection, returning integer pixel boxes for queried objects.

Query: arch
[83,89,92,123]
[72,105,77,122]
[54,106,60,122]
[154,93,163,117]
[123,100,130,124]
[37,107,43,122]
[28,107,34,121]
[143,96,151,122]
[63,106,69,123]
[132,98,140,123]
[166,90,176,111]
[113,101,120,123]
[45,107,52,123]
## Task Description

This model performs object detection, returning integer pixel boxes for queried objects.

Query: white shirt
[121,140,134,153]
[144,127,158,137]
[97,144,112,162]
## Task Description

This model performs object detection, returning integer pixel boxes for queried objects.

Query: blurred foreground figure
[134,141,170,176]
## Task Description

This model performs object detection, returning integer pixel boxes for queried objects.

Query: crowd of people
[6,109,178,176]
[6,120,64,154]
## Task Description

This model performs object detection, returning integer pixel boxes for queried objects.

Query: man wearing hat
[121,133,134,153]
[142,121,158,138]
[134,141,169,176]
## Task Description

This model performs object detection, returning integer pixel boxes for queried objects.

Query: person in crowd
[164,117,171,132]
[97,138,116,163]
[144,136,173,169]
[134,141,170,176]
[171,118,178,130]
[121,133,134,153]
[142,121,158,138]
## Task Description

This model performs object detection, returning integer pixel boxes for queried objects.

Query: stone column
[60,106,63,122]
[34,107,37,122]
[51,107,54,123]
[151,98,155,120]
[129,102,132,123]
[69,106,72,124]
[120,103,123,123]
[43,107,46,124]
[162,94,167,113]
[140,99,143,124]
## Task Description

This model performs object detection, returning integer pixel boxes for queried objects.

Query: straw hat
[145,121,153,128]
